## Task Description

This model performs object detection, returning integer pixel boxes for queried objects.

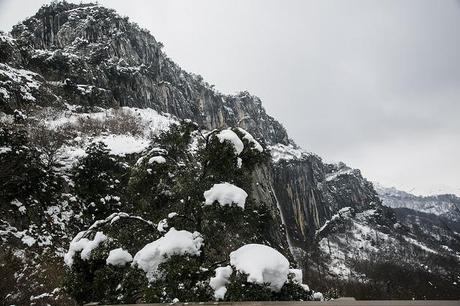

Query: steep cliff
[5,2,289,145]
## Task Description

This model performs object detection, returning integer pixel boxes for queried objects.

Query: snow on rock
[313,292,324,301]
[209,265,233,300]
[21,235,36,247]
[106,248,133,266]
[216,129,244,155]
[316,206,353,235]
[64,231,107,267]
[92,134,149,156]
[237,128,263,152]
[0,146,12,154]
[229,244,290,291]
[403,236,438,254]
[157,218,168,233]
[0,63,41,102]
[132,228,203,281]
[268,143,308,163]
[57,145,87,169]
[203,182,248,209]
[325,166,355,182]
[148,156,166,164]
[11,199,26,214]
[237,157,242,168]
[289,268,303,284]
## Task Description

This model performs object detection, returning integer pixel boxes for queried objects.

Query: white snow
[132,228,203,281]
[289,268,303,284]
[0,87,10,99]
[44,106,175,136]
[316,207,353,235]
[56,146,87,169]
[157,218,168,233]
[92,134,149,156]
[148,156,166,164]
[106,248,133,266]
[203,182,248,209]
[21,235,36,247]
[216,129,244,155]
[0,63,41,102]
[229,244,290,291]
[403,236,438,254]
[325,167,355,182]
[313,292,324,301]
[11,199,26,214]
[209,265,233,300]
[237,157,242,168]
[168,212,177,218]
[64,231,107,266]
[237,128,263,152]
[268,143,308,163]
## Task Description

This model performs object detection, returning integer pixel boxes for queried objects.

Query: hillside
[1,2,459,305]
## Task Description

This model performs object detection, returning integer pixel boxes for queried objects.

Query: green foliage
[73,142,128,220]
[225,272,310,302]
[145,255,212,303]
[0,124,61,206]
[224,273,273,301]
[64,240,148,305]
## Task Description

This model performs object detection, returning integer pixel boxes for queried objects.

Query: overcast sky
[1,0,459,196]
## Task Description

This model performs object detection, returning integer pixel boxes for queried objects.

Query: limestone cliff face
[272,157,380,249]
[2,2,380,258]
[7,3,289,145]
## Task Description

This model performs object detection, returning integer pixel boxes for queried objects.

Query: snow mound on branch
[106,248,133,266]
[229,244,290,291]
[203,182,248,208]
[289,268,303,283]
[148,156,166,164]
[132,228,203,281]
[216,129,244,155]
[209,265,233,300]
[237,128,263,152]
[313,292,324,301]
[64,231,107,267]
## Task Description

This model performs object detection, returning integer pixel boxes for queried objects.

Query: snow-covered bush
[0,123,62,207]
[73,142,128,220]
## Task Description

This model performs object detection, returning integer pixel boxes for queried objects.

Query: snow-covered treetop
[229,244,290,292]
[203,182,248,209]
[132,227,204,281]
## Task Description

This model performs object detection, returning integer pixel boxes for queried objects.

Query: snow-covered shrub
[64,214,158,304]
[73,142,128,220]
[0,124,61,207]
[216,244,311,301]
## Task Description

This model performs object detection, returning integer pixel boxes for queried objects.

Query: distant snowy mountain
[375,183,460,222]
